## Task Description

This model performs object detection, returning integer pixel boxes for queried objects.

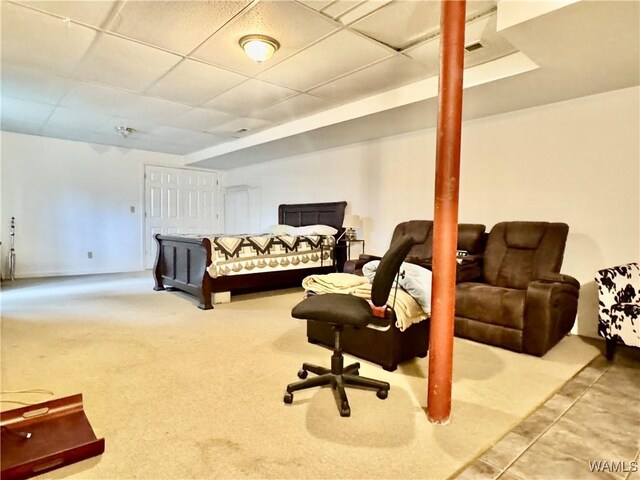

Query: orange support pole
[427,0,466,424]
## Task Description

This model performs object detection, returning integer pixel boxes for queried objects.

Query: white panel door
[144,166,220,268]
[224,186,250,234]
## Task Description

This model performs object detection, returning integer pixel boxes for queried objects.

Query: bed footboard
[153,234,213,310]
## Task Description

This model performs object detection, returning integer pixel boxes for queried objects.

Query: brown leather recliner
[345,220,487,282]
[455,221,580,356]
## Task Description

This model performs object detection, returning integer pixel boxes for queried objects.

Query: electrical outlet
[130,206,135,213]
[87,251,93,259]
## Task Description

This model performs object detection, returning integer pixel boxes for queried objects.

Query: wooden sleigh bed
[153,201,347,309]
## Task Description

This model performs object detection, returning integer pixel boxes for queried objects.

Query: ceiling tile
[205,79,298,116]
[88,131,141,149]
[1,97,55,130]
[0,3,98,76]
[146,59,247,106]
[77,33,182,92]
[309,55,431,103]
[337,1,392,25]
[321,1,360,19]
[252,94,332,124]
[160,108,235,132]
[39,126,95,143]
[128,95,191,122]
[211,117,274,136]
[59,83,140,117]
[350,1,441,50]
[89,131,189,155]
[128,95,195,123]
[257,29,393,91]
[149,125,210,143]
[94,117,158,136]
[20,1,119,28]
[1,65,74,105]
[350,1,495,50]
[60,83,198,130]
[44,106,108,131]
[109,1,251,55]
[192,1,339,76]
[298,1,335,12]
[61,86,195,128]
[402,37,440,71]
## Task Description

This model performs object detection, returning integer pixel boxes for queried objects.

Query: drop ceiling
[1,0,639,168]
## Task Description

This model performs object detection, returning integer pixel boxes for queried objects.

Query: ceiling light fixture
[115,126,136,139]
[239,34,280,63]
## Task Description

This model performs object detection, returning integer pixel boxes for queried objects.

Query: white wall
[224,86,640,337]
[1,132,185,277]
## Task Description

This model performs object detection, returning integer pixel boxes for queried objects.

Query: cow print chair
[596,263,640,360]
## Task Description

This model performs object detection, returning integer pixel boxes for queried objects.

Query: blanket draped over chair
[301,273,428,331]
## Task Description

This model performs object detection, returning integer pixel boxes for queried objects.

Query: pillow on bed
[263,224,297,235]
[362,260,432,313]
[291,224,338,236]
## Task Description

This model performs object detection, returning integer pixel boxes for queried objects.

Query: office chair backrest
[371,235,413,307]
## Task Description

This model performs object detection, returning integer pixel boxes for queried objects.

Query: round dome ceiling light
[239,35,280,63]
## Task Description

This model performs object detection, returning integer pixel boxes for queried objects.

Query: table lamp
[342,214,361,241]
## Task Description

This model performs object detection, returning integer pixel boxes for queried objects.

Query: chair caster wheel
[376,389,388,400]
[284,392,293,404]
[340,403,351,417]
[297,369,308,379]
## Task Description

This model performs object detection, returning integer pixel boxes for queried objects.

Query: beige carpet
[0,272,599,480]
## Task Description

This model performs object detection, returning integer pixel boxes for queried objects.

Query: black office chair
[283,235,413,417]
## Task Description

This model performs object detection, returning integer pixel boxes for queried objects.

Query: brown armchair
[455,222,579,356]
[344,220,487,283]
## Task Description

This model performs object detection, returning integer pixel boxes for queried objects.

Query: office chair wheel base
[376,389,388,400]
[340,403,351,417]
[283,392,293,404]
[297,369,308,379]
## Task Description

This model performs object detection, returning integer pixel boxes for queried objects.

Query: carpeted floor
[1,272,600,479]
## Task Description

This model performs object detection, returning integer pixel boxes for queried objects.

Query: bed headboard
[278,201,347,232]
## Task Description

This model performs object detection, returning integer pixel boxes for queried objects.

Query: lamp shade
[343,214,361,229]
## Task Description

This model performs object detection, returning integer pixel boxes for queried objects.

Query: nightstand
[345,239,365,261]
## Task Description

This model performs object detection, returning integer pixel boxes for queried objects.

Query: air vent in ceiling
[464,41,484,53]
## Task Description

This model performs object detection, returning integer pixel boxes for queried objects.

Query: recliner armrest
[343,254,381,275]
[407,259,432,270]
[536,273,580,290]
[412,256,482,283]
[523,279,580,356]
[456,257,483,283]
[406,255,429,266]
